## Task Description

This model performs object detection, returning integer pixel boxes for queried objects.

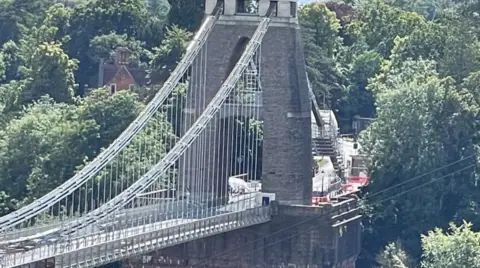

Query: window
[271,1,278,17]
[290,2,297,18]
[221,0,225,14]
[110,83,117,94]
[236,0,259,14]
[128,84,135,90]
[237,0,245,13]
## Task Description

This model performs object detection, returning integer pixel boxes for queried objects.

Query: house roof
[103,65,119,85]
[129,68,150,85]
[102,64,149,86]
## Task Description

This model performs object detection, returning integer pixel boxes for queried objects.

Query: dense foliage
[0,0,186,214]
[299,0,480,266]
[1,0,480,267]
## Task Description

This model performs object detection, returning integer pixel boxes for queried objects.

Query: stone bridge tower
[125,2,362,267]
[184,0,313,205]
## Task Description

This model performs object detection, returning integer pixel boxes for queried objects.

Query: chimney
[114,47,129,66]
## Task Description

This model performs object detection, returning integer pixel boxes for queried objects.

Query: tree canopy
[297,0,480,266]
[0,0,197,214]
[421,221,480,268]
[1,1,480,267]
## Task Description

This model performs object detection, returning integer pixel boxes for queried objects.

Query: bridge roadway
[1,192,257,243]
[0,194,271,268]
[0,174,342,268]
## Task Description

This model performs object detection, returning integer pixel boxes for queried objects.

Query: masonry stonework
[182,0,312,205]
[156,2,362,268]
[121,197,361,268]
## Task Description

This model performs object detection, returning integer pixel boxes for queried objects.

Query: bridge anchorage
[0,1,361,267]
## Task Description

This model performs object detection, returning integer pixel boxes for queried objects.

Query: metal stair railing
[327,110,346,180]
[307,75,346,181]
[307,75,325,133]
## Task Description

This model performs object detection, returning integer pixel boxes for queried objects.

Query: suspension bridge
[0,1,361,267]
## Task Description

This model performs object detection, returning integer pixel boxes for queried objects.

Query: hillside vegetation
[1,0,480,267]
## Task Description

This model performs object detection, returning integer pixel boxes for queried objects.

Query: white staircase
[308,77,346,182]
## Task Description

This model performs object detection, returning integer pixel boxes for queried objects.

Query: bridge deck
[0,206,271,268]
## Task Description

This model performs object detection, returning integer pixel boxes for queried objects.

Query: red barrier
[312,196,329,205]
[348,176,368,185]
[342,183,354,192]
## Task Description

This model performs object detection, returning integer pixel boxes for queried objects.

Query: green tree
[75,88,175,212]
[0,96,99,209]
[136,15,167,49]
[167,0,203,31]
[1,40,24,83]
[384,22,445,70]
[150,25,192,85]
[0,51,4,80]
[0,79,25,114]
[381,8,480,84]
[340,49,382,130]
[299,2,344,109]
[347,0,426,57]
[69,0,146,40]
[0,88,175,215]
[67,0,148,89]
[42,3,73,42]
[437,12,480,82]
[79,88,143,150]
[21,41,78,104]
[300,3,343,57]
[359,60,480,265]
[88,32,152,69]
[0,0,48,45]
[146,0,169,19]
[386,0,458,19]
[376,241,413,268]
[421,221,480,268]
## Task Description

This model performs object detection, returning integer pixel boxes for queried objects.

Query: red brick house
[98,47,149,94]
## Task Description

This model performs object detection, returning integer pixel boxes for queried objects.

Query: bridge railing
[0,206,271,268]
[0,1,226,236]
[35,4,279,243]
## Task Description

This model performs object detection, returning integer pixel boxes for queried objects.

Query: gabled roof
[102,65,119,85]
[102,64,149,86]
[129,68,149,85]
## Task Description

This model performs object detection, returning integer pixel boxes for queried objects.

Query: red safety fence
[342,183,354,192]
[348,176,368,185]
[312,196,329,205]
